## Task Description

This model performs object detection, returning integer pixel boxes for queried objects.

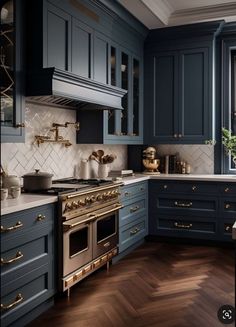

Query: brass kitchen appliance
[142,147,160,175]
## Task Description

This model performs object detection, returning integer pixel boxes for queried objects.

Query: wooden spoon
[96,149,104,163]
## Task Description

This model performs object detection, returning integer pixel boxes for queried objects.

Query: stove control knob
[72,201,79,209]
[78,199,86,206]
[85,197,91,204]
[107,191,112,199]
[90,195,96,203]
[103,192,109,200]
[65,202,72,211]
[111,190,116,197]
[96,193,102,201]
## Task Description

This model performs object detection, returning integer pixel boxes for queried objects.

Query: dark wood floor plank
[29,242,235,327]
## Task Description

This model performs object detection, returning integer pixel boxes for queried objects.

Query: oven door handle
[95,204,124,219]
[63,214,97,231]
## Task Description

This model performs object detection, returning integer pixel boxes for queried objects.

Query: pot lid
[23,169,53,178]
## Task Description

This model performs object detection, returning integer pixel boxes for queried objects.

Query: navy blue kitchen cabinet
[1,204,55,327]
[144,21,223,144]
[25,0,147,144]
[149,179,235,242]
[118,182,148,254]
[1,0,25,143]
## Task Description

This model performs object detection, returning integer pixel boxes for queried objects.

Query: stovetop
[23,178,114,195]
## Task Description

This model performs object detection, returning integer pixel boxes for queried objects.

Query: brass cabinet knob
[178,134,182,138]
[192,185,197,191]
[225,225,232,232]
[173,134,178,138]
[225,204,231,209]
[37,214,46,221]
[15,123,25,128]
[163,185,168,189]
[224,187,230,193]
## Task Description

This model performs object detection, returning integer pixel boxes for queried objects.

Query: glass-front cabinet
[105,45,143,144]
[0,0,24,142]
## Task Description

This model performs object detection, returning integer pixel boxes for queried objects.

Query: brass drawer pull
[225,204,231,209]
[130,227,140,235]
[1,293,23,311]
[140,187,144,191]
[1,251,23,265]
[37,214,46,221]
[224,187,230,193]
[130,205,140,213]
[174,201,192,208]
[174,222,192,229]
[15,123,25,128]
[225,225,232,232]
[1,221,23,233]
[192,186,197,191]
[124,191,132,196]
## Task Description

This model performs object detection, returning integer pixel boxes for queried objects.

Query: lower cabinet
[118,182,148,253]
[149,180,236,242]
[1,204,55,327]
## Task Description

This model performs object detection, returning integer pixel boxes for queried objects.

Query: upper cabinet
[25,0,147,145]
[1,0,25,142]
[144,22,223,144]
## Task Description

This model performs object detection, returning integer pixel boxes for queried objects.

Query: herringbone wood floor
[30,242,235,327]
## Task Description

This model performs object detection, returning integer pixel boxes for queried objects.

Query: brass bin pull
[174,201,192,208]
[130,205,140,213]
[1,251,23,265]
[1,293,24,311]
[125,191,132,196]
[37,214,46,221]
[1,221,23,233]
[174,222,192,229]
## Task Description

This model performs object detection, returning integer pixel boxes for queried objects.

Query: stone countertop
[233,222,236,240]
[119,173,236,185]
[1,194,58,216]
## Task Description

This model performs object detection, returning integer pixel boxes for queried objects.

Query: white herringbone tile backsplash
[1,103,215,178]
[157,144,214,174]
[1,103,127,179]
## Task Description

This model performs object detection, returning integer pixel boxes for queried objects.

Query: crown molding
[169,2,236,26]
[141,0,173,25]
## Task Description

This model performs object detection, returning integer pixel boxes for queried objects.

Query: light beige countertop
[232,222,236,240]
[1,194,58,216]
[119,173,236,184]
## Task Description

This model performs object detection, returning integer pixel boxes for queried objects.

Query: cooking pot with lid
[22,169,53,191]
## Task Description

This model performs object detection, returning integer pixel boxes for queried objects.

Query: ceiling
[117,0,236,29]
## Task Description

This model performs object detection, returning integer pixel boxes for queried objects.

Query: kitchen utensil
[1,188,8,201]
[89,155,100,164]
[22,169,53,191]
[96,150,104,162]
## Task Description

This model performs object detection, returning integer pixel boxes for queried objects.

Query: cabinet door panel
[72,19,93,78]
[46,3,71,71]
[179,48,209,141]
[94,32,108,83]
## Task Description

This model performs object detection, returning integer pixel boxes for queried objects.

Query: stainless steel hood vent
[26,68,126,110]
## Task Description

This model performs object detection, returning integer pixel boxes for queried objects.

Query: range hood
[26,68,126,110]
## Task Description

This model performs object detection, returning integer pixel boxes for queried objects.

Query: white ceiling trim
[141,0,173,25]
[169,2,236,26]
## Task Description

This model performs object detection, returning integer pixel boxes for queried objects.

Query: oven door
[63,220,93,277]
[93,209,118,259]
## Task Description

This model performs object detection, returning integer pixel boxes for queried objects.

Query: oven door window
[97,214,116,243]
[69,226,89,257]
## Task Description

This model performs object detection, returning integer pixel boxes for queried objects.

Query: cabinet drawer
[119,197,147,227]
[150,194,217,216]
[1,225,53,285]
[150,214,217,239]
[120,182,147,202]
[149,180,218,195]
[119,216,147,253]
[1,263,54,327]
[219,184,236,195]
[220,198,236,218]
[1,205,54,242]
[219,219,235,241]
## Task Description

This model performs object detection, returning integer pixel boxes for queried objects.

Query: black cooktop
[22,178,114,195]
